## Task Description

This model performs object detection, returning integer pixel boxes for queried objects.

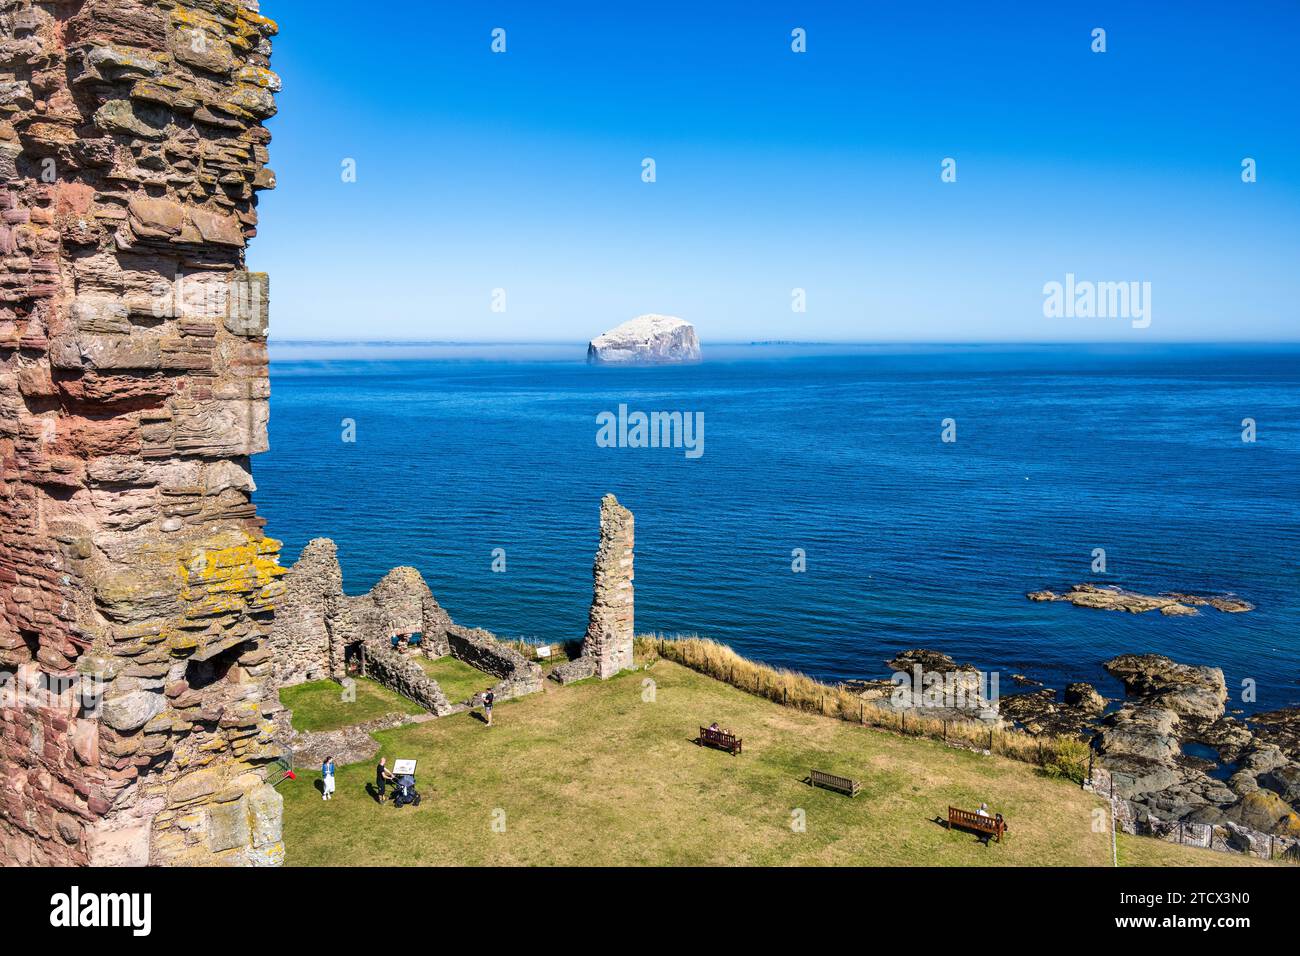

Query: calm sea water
[256,344,1300,713]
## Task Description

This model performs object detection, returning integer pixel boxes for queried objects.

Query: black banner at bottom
[3,864,1285,940]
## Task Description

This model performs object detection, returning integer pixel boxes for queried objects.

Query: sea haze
[257,343,1300,713]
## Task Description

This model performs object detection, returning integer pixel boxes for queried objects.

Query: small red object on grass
[286,770,297,780]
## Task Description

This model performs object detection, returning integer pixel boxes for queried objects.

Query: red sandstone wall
[1,0,284,866]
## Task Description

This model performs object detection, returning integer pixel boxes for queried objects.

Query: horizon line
[267,338,1300,347]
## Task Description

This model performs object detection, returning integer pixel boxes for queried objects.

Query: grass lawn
[279,677,425,733]
[416,654,497,704]
[281,658,1279,866]
[1116,833,1273,867]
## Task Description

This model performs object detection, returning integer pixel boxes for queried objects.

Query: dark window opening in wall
[186,641,248,690]
[344,641,364,676]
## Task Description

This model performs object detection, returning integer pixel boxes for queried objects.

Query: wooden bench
[698,726,742,755]
[810,769,860,797]
[947,806,1005,842]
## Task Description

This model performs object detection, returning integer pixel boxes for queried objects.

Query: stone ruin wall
[268,537,338,687]
[553,493,635,683]
[267,537,542,714]
[446,623,542,700]
[0,0,284,866]
[585,493,634,678]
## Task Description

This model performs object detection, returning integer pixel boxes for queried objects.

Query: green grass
[416,654,497,704]
[280,657,1275,866]
[279,677,425,733]
[1117,833,1275,867]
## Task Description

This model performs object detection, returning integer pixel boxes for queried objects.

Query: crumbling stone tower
[550,494,636,684]
[0,0,284,865]
[585,493,634,678]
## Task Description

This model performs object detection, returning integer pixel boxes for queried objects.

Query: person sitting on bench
[976,802,991,817]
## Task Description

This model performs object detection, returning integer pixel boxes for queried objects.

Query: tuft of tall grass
[635,633,1091,783]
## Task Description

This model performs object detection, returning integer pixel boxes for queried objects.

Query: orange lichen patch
[179,534,286,620]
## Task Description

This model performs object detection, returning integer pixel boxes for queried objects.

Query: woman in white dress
[321,756,336,801]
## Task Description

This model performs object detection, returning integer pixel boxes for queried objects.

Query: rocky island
[1027,583,1254,615]
[587,314,700,365]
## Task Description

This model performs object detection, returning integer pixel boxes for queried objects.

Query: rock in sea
[587,314,701,365]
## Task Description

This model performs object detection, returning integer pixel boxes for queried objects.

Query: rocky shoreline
[846,649,1300,841]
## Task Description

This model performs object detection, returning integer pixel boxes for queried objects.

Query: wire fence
[642,634,1092,784]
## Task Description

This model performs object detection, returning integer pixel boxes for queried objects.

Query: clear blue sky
[252,0,1300,343]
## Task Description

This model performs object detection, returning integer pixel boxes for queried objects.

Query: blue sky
[252,0,1299,342]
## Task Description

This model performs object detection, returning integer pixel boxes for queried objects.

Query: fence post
[943,720,947,741]
[860,701,865,724]
[988,728,994,751]
[902,710,906,733]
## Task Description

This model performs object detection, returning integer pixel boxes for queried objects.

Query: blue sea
[256,343,1300,714]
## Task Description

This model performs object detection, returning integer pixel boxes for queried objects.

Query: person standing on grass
[376,756,394,804]
[321,755,336,801]
[482,688,495,727]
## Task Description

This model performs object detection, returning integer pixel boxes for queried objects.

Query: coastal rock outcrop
[1027,583,1253,615]
[586,314,700,365]
[1,0,283,866]
[1090,654,1300,840]
[1064,682,1107,714]
[998,681,1109,738]
[1103,654,1228,721]
[844,648,1001,723]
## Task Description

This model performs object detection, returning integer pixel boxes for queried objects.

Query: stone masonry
[267,537,542,713]
[584,493,634,678]
[267,537,339,687]
[552,494,634,683]
[1,0,284,865]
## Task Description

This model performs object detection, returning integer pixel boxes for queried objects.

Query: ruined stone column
[584,493,634,679]
[1,0,284,865]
